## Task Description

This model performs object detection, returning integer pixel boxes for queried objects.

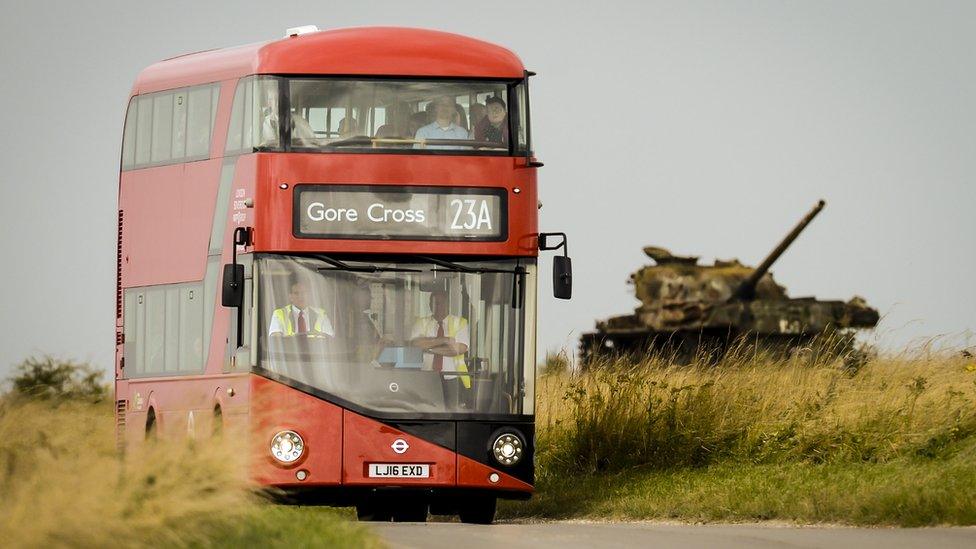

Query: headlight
[270,430,305,464]
[491,433,523,466]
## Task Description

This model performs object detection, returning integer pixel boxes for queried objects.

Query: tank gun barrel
[731,199,826,301]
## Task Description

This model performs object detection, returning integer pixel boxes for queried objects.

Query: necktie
[297,310,307,334]
[432,320,444,372]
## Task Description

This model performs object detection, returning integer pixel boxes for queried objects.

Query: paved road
[372,521,976,549]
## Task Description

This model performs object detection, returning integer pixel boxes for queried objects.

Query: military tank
[580,200,880,363]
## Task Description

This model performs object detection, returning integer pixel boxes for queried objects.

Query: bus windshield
[255,255,535,416]
[245,77,529,155]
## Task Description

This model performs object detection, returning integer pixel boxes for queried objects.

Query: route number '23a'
[449,199,493,231]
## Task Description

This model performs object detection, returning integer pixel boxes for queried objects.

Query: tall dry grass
[537,348,976,474]
[0,396,253,547]
[0,394,377,548]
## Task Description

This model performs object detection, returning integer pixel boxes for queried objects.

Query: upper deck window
[121,83,220,171]
[227,77,530,157]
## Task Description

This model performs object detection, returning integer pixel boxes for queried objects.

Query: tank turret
[581,200,880,362]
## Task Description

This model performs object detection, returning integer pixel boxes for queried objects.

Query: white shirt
[410,315,469,373]
[268,305,335,337]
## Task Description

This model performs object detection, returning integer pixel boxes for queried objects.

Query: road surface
[371,521,976,549]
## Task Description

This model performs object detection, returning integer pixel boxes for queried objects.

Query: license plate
[367,463,430,478]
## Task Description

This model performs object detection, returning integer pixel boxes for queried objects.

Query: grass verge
[0,396,379,548]
[500,446,976,525]
[500,349,976,525]
[204,506,377,548]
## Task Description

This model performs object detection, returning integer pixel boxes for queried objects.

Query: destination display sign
[294,185,507,241]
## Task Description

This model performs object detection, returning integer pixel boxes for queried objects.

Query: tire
[212,406,223,438]
[145,408,158,441]
[458,497,496,525]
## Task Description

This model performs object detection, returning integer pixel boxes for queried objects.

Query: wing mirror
[221,264,245,307]
[221,227,252,308]
[222,227,252,348]
[539,232,572,300]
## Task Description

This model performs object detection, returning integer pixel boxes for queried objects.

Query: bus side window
[134,96,153,166]
[187,86,214,158]
[172,90,188,159]
[122,83,219,170]
[514,82,529,153]
[121,97,137,169]
[253,78,279,148]
[226,80,246,153]
[123,282,207,377]
[151,93,174,164]
[210,86,220,144]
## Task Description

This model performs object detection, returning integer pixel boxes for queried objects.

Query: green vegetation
[202,506,378,548]
[7,355,107,401]
[0,358,380,549]
[501,451,976,526]
[500,349,976,525]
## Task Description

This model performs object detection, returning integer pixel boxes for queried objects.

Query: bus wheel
[212,406,223,438]
[392,502,429,523]
[356,501,393,522]
[145,408,158,441]
[458,496,496,525]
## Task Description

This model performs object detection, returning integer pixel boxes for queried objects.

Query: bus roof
[131,27,526,95]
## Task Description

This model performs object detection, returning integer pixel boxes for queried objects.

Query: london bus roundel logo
[391,438,409,454]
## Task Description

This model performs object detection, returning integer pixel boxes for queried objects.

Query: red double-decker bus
[114,26,571,523]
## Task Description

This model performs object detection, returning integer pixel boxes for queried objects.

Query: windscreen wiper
[415,256,520,274]
[314,255,421,273]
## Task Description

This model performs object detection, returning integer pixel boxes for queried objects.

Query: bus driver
[269,278,335,338]
[410,290,472,403]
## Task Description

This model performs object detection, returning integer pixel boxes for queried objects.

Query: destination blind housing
[294,185,507,241]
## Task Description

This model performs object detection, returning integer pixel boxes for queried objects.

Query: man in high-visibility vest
[410,290,471,406]
[268,279,334,338]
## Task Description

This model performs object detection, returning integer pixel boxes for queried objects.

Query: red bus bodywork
[115,27,541,516]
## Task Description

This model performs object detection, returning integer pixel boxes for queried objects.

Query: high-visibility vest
[420,315,471,389]
[272,305,333,337]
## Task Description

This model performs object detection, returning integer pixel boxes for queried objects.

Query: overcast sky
[1,1,973,377]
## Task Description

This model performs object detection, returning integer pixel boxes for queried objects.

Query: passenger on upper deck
[453,104,469,131]
[474,96,508,145]
[468,103,486,129]
[338,117,359,139]
[375,102,410,139]
[260,87,316,147]
[414,95,469,149]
